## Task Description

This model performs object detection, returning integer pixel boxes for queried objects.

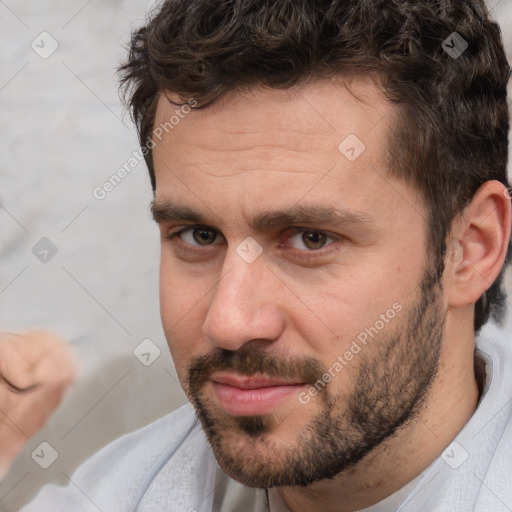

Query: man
[24,0,512,510]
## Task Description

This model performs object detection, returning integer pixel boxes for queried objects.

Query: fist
[0,330,76,475]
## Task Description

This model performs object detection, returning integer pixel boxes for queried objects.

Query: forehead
[153,77,391,163]
[150,78,423,230]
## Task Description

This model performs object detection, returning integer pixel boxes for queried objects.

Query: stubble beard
[186,265,445,488]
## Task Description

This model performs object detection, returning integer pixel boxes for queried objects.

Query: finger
[0,376,40,394]
[0,330,77,389]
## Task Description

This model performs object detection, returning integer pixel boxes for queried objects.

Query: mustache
[188,345,326,393]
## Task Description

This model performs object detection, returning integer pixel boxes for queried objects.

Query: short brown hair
[119,0,511,332]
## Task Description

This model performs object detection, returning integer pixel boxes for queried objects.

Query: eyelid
[164,225,342,259]
[282,227,340,249]
[167,224,225,245]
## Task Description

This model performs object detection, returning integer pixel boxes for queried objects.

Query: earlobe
[447,180,511,309]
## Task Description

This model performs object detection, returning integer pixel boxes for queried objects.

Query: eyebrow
[150,200,373,232]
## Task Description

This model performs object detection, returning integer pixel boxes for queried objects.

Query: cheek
[159,258,214,376]
[159,254,207,326]
[286,267,410,360]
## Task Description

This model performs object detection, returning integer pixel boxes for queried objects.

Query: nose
[202,249,285,351]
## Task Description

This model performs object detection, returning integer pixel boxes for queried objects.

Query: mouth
[210,372,307,416]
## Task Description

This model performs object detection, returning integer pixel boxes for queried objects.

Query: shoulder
[400,322,512,512]
[23,403,207,511]
[86,401,199,468]
[75,401,199,478]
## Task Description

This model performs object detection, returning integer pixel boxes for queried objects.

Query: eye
[176,225,224,246]
[288,230,336,250]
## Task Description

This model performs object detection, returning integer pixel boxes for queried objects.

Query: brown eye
[302,231,328,250]
[191,227,218,245]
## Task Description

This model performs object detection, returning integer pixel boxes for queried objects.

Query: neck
[276,317,480,512]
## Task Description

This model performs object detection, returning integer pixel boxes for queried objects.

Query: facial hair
[185,264,445,488]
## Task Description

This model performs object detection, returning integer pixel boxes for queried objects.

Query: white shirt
[23,323,512,511]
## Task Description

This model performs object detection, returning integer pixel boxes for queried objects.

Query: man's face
[152,79,446,487]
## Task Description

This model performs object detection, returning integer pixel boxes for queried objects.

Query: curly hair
[119,0,511,332]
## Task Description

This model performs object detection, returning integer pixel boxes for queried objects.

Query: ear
[446,180,511,308]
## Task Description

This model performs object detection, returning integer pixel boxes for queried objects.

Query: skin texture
[152,78,511,512]
[0,330,75,475]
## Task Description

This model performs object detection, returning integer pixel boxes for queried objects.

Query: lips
[210,372,306,416]
[211,372,304,389]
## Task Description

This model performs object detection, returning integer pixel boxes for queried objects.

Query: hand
[0,330,76,475]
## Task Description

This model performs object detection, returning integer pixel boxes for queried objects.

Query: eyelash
[165,226,224,246]
[164,225,341,257]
